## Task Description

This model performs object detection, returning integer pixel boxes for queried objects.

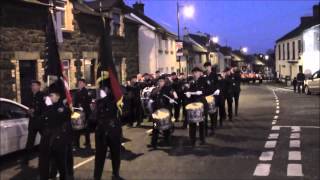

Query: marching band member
[149,76,176,149]
[39,81,73,180]
[231,67,242,116]
[126,75,143,127]
[94,78,122,180]
[170,72,183,122]
[203,62,219,136]
[185,67,207,146]
[222,67,234,121]
[73,79,92,149]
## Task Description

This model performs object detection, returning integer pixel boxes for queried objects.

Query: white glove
[213,89,220,96]
[100,89,107,98]
[45,96,52,106]
[173,91,178,99]
[185,92,191,98]
[169,99,175,104]
[149,99,154,103]
[196,91,203,95]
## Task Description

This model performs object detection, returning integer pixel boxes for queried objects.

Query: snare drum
[71,110,86,130]
[185,102,204,123]
[152,108,172,130]
[205,95,216,114]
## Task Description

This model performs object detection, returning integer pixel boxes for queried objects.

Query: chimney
[133,2,144,14]
[313,4,320,17]
[300,16,313,26]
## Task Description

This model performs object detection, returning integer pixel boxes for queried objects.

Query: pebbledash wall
[0,1,139,103]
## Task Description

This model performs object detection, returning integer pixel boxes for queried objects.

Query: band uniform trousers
[233,91,240,116]
[225,95,233,120]
[215,95,226,126]
[94,126,121,180]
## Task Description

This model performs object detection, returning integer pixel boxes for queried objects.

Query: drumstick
[163,95,178,104]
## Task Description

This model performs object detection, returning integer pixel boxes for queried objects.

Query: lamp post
[177,0,194,74]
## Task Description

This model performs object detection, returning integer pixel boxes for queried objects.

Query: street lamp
[241,47,248,54]
[177,1,194,74]
[264,55,269,60]
[211,36,219,44]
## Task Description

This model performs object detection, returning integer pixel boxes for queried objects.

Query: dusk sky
[123,0,319,54]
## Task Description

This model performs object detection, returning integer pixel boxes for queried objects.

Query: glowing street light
[211,36,219,43]
[241,47,248,54]
[182,5,195,19]
[264,55,269,60]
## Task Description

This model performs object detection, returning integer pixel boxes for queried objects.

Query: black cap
[48,80,64,96]
[203,62,212,67]
[191,67,203,73]
[171,72,177,76]
[158,75,166,80]
[223,67,231,72]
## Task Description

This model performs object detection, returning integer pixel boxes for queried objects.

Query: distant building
[275,4,319,80]
[125,2,178,75]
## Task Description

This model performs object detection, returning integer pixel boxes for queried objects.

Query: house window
[282,44,285,60]
[158,36,162,50]
[278,44,281,60]
[62,59,70,85]
[84,59,95,86]
[292,41,295,60]
[112,12,121,36]
[287,42,290,60]
[298,40,302,53]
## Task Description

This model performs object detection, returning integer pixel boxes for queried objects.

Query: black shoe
[112,175,124,180]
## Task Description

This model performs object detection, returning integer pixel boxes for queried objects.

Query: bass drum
[205,95,216,114]
[71,108,86,130]
[140,86,156,115]
[185,102,204,123]
[152,108,172,130]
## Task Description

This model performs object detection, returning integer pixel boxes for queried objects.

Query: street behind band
[24,62,241,180]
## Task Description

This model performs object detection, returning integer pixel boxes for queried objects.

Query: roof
[188,33,209,47]
[123,5,177,38]
[276,16,319,43]
[73,1,101,16]
[85,0,125,11]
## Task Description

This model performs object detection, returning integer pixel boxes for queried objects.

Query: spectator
[292,77,297,93]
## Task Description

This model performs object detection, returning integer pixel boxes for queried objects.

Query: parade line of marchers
[21,3,242,180]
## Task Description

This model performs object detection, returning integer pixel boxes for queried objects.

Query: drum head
[186,102,203,110]
[152,108,170,120]
[205,96,214,103]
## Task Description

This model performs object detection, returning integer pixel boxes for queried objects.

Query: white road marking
[275,110,280,114]
[268,133,279,139]
[146,129,153,134]
[265,141,277,148]
[253,163,271,176]
[290,133,300,139]
[276,106,280,109]
[272,121,276,125]
[274,115,278,119]
[73,156,95,169]
[288,151,301,161]
[275,100,279,103]
[278,125,320,129]
[290,140,301,148]
[272,126,280,130]
[259,151,274,161]
[291,126,301,132]
[287,164,303,176]
[276,102,279,106]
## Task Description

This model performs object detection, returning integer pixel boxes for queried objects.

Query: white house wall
[302,25,320,75]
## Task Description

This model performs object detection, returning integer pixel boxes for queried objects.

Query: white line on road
[268,133,279,139]
[275,110,280,114]
[271,126,280,130]
[290,140,301,148]
[288,151,301,161]
[73,156,95,170]
[274,115,278,119]
[259,151,274,161]
[276,103,279,106]
[287,164,303,176]
[265,141,277,148]
[253,163,271,176]
[276,106,280,109]
[272,121,276,125]
[146,129,153,134]
[278,125,320,129]
[291,126,301,132]
[290,133,300,139]
[275,100,279,103]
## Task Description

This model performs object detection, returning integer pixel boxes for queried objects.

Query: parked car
[0,98,40,156]
[304,70,320,95]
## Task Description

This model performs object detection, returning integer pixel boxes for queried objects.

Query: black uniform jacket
[73,87,92,116]
[29,91,47,130]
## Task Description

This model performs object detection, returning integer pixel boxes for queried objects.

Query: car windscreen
[0,101,29,121]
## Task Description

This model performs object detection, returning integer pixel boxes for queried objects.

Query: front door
[19,60,36,106]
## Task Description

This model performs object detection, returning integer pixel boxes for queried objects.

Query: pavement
[0,84,319,180]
